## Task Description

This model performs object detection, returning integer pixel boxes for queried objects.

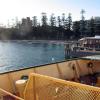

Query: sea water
[0,40,65,73]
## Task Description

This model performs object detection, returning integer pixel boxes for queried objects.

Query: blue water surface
[0,41,65,73]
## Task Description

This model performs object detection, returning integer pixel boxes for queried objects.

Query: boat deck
[1,58,100,100]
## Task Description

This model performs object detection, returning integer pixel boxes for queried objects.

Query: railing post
[33,76,36,100]
[0,88,24,100]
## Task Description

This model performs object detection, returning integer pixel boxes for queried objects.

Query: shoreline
[0,39,77,44]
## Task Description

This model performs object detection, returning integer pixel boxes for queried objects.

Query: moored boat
[64,35,100,58]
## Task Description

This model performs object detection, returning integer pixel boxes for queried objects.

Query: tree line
[0,11,99,40]
[28,12,74,40]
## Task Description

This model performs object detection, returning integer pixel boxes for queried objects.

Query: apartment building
[20,17,32,35]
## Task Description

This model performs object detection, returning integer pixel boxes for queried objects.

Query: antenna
[7,20,10,28]
[81,9,85,20]
[80,9,86,37]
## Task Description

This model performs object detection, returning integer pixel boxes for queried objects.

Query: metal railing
[24,73,100,100]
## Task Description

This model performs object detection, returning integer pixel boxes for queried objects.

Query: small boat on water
[0,55,100,100]
[64,35,100,58]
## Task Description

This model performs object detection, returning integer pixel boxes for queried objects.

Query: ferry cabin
[79,35,100,50]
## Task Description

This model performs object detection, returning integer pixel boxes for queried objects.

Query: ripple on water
[0,41,65,73]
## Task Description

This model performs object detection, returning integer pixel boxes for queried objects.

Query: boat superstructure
[64,36,100,58]
[0,56,100,99]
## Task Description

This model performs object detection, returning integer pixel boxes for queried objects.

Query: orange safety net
[24,73,100,100]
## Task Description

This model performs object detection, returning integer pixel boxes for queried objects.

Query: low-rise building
[94,17,100,33]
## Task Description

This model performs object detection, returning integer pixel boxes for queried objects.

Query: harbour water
[0,40,65,73]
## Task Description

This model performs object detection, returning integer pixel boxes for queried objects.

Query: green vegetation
[0,10,100,40]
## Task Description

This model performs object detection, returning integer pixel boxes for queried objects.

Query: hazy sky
[0,0,100,25]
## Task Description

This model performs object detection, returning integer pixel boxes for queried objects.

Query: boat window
[80,48,84,50]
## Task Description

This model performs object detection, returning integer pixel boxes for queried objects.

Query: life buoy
[87,62,93,68]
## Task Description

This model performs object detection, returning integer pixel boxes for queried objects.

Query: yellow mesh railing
[24,73,100,100]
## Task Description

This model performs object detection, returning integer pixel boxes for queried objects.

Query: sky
[0,0,100,26]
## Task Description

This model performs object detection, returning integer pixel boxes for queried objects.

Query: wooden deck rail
[0,88,24,100]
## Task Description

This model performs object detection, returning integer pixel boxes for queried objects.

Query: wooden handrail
[0,88,24,100]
